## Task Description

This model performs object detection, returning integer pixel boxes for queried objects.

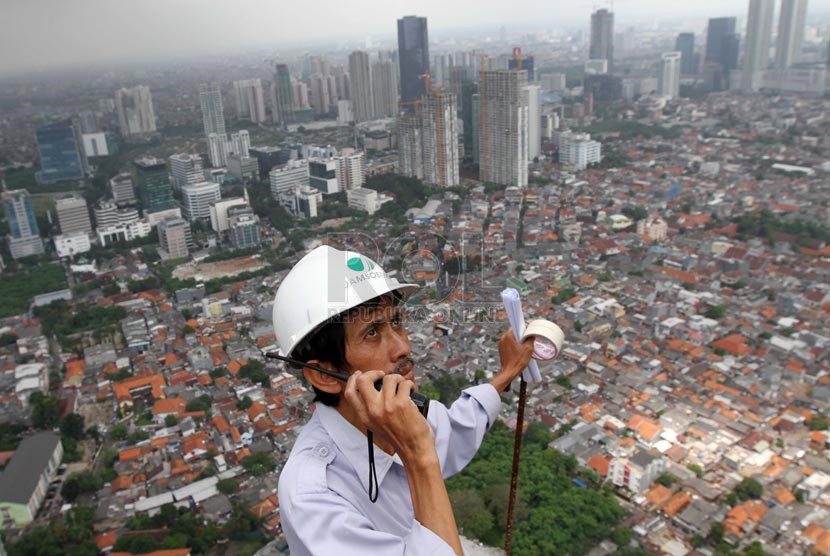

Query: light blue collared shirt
[278,384,503,555]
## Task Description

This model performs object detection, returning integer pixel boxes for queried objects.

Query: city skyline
[2,0,829,76]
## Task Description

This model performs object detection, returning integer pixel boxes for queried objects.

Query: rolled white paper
[500,288,542,383]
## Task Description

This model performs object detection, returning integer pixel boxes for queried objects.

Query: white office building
[210,196,249,233]
[169,153,205,192]
[158,217,193,259]
[109,173,136,205]
[335,149,365,191]
[229,130,251,158]
[525,85,541,160]
[181,181,221,221]
[280,185,321,219]
[208,133,228,168]
[347,187,379,215]
[54,232,91,258]
[270,160,310,199]
[309,159,340,195]
[55,195,92,236]
[659,52,682,99]
[559,132,602,170]
[81,132,111,157]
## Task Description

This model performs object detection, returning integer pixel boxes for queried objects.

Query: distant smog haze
[0,0,827,75]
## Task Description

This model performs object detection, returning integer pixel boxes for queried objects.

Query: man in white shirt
[273,246,532,555]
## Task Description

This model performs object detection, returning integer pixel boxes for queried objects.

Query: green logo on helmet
[347,257,375,272]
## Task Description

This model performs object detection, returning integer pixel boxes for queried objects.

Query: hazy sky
[1,0,827,76]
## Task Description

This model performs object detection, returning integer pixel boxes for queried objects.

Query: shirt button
[318,446,329,457]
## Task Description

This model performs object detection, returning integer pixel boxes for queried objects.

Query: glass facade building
[134,157,176,214]
[397,16,430,106]
[36,120,85,183]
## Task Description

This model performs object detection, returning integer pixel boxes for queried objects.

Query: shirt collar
[315,403,403,494]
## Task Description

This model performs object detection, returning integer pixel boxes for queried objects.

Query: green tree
[113,535,160,554]
[687,464,703,478]
[656,473,679,487]
[109,422,128,440]
[734,477,763,501]
[744,541,767,556]
[419,383,440,401]
[218,478,239,495]
[30,392,60,430]
[707,521,725,545]
[60,413,85,440]
[237,396,253,410]
[807,414,829,431]
[164,414,179,427]
[450,490,493,539]
[61,471,101,502]
[611,527,633,547]
[705,305,726,319]
[242,452,275,477]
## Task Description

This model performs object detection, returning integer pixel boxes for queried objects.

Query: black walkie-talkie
[264,352,430,418]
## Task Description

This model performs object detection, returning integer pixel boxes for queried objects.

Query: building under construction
[397,88,459,187]
[478,69,529,187]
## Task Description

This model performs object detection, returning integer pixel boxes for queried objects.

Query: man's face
[342,296,414,381]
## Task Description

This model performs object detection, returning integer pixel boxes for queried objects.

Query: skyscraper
[420,90,460,187]
[169,154,205,192]
[334,149,365,191]
[742,0,774,91]
[55,195,92,235]
[704,17,741,90]
[110,173,137,206]
[229,130,250,158]
[115,86,157,137]
[398,112,424,180]
[776,0,808,69]
[590,9,615,71]
[207,133,228,169]
[479,70,529,187]
[2,187,45,259]
[397,16,430,106]
[35,120,86,183]
[372,60,398,119]
[232,79,267,123]
[272,64,295,124]
[134,157,176,214]
[158,217,193,259]
[675,33,696,75]
[659,52,682,99]
[199,82,225,136]
[525,85,541,161]
[310,75,332,115]
[349,51,374,123]
[181,182,221,221]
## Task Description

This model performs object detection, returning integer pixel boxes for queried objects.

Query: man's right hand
[344,370,436,463]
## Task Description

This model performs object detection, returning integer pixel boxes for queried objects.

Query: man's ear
[302,360,344,395]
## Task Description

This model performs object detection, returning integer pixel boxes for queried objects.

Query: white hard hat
[272,245,419,357]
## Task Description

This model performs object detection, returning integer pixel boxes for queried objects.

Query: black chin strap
[367,430,379,503]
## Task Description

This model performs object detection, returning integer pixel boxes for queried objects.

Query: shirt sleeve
[429,383,503,478]
[281,487,458,556]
